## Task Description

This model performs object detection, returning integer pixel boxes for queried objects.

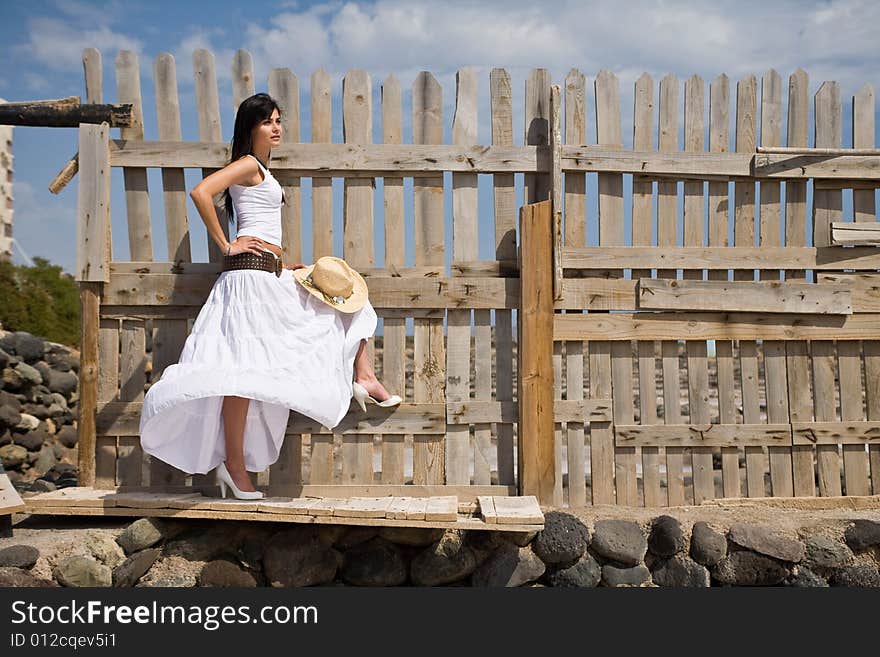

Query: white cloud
[23,73,50,92]
[10,180,77,274]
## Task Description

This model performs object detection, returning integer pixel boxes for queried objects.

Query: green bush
[0,257,80,347]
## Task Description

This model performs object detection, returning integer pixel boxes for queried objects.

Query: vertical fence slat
[231,49,255,113]
[96,320,118,488]
[684,74,714,504]
[490,68,516,488]
[115,51,152,261]
[154,53,191,263]
[341,69,374,484]
[412,72,446,485]
[447,67,478,485]
[564,68,587,507]
[813,81,843,497]
[193,49,227,264]
[734,74,765,498]
[658,74,684,505]
[708,73,739,498]
[380,74,406,484]
[596,70,636,505]
[852,83,877,494]
[269,68,302,264]
[758,69,795,497]
[311,69,333,259]
[149,321,187,487]
[118,320,145,486]
[784,69,815,496]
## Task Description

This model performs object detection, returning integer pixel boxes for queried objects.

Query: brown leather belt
[222,250,282,277]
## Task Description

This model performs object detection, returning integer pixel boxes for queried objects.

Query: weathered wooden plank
[554,312,880,341]
[425,496,458,521]
[76,123,111,283]
[792,422,880,445]
[412,71,445,487]
[616,424,792,447]
[638,278,852,314]
[231,49,255,113]
[153,53,191,264]
[477,495,497,523]
[150,319,188,487]
[657,73,682,506]
[115,50,152,261]
[310,69,333,259]
[633,72,661,507]
[96,319,119,489]
[492,496,543,524]
[268,67,302,264]
[839,341,869,494]
[563,246,880,271]
[519,201,556,505]
[343,69,374,268]
[192,49,228,264]
[491,68,516,489]
[831,222,880,245]
[0,473,25,515]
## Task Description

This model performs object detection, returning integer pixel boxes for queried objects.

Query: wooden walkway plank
[492,496,544,524]
[477,495,498,523]
[424,495,458,521]
[0,473,25,515]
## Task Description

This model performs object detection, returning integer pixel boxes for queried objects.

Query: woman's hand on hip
[226,236,266,256]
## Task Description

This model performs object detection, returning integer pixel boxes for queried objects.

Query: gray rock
[712,551,790,586]
[116,518,165,554]
[829,564,880,587]
[649,515,686,558]
[411,530,479,586]
[13,427,48,451]
[0,443,27,469]
[785,566,829,587]
[341,538,408,586]
[7,332,45,363]
[334,526,380,550]
[22,403,50,420]
[471,543,545,587]
[31,478,57,492]
[0,391,22,411]
[0,544,40,569]
[50,392,68,408]
[85,532,126,568]
[113,548,161,588]
[15,362,43,386]
[0,567,57,587]
[0,405,21,431]
[591,519,647,566]
[0,429,9,447]
[263,528,342,587]
[651,554,710,587]
[56,425,78,448]
[46,349,78,373]
[33,361,52,385]
[378,526,445,547]
[505,531,538,548]
[844,520,880,552]
[602,564,651,587]
[14,413,39,432]
[163,523,239,563]
[804,535,854,570]
[55,555,112,587]
[31,445,57,476]
[2,367,23,391]
[136,574,196,588]
[728,523,805,563]
[547,552,601,587]
[47,370,78,397]
[199,559,258,587]
[0,347,9,369]
[531,511,590,565]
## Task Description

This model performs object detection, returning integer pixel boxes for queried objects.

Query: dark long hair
[223,92,282,222]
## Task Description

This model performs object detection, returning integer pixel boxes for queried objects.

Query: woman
[139,93,400,500]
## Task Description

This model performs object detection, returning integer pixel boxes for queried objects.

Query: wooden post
[76,122,111,488]
[518,200,556,504]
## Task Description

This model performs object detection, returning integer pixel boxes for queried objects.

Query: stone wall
[1,513,878,587]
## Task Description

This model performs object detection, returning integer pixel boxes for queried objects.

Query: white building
[0,97,12,262]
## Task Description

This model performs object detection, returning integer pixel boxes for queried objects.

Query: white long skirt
[138,268,377,475]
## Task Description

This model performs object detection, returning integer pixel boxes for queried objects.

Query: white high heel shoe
[216,462,264,500]
[352,381,402,413]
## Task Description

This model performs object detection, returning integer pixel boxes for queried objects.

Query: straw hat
[293,256,369,313]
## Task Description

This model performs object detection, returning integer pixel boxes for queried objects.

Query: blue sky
[1,0,878,273]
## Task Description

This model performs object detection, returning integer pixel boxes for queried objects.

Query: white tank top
[229,154,283,247]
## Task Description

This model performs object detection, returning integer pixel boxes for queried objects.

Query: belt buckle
[274,255,282,277]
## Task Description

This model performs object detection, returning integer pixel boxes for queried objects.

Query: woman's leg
[353,339,394,401]
[221,395,257,492]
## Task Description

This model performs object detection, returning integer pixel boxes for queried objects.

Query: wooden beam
[614,424,792,447]
[831,221,880,245]
[554,312,880,341]
[445,399,612,424]
[518,200,556,503]
[817,273,880,312]
[76,123,111,283]
[563,246,880,271]
[0,96,132,127]
[792,422,880,445]
[638,277,852,314]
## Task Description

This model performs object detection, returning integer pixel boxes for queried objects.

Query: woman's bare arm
[189,157,265,256]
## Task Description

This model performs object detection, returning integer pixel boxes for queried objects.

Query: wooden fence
[74,47,880,506]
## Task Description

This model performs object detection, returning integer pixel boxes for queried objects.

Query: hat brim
[292,260,369,313]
